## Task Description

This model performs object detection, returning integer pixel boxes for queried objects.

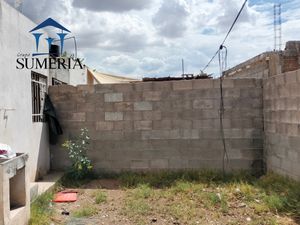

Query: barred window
[52,77,66,85]
[31,71,47,122]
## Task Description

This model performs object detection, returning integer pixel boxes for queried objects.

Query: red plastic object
[53,192,77,203]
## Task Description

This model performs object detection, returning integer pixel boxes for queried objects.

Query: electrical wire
[201,0,248,72]
[218,45,229,175]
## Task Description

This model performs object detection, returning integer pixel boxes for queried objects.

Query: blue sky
[6,0,300,78]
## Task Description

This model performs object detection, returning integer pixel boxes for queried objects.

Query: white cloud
[152,0,190,38]
[72,0,152,12]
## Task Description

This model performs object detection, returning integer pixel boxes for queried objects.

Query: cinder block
[143,111,162,120]
[223,89,240,98]
[59,85,77,93]
[96,121,114,131]
[172,120,192,129]
[135,82,153,92]
[114,121,133,131]
[104,93,123,102]
[193,99,215,109]
[77,103,95,112]
[153,120,172,130]
[172,99,192,110]
[143,91,162,101]
[141,130,180,140]
[134,101,153,111]
[193,79,214,89]
[123,92,143,102]
[153,81,172,91]
[131,160,149,169]
[70,112,86,121]
[285,71,297,84]
[234,79,256,87]
[114,102,133,111]
[173,80,193,90]
[150,159,169,169]
[222,79,235,88]
[77,85,95,93]
[56,102,76,111]
[113,83,134,92]
[188,159,222,169]
[134,121,152,130]
[95,84,114,93]
[105,112,123,121]
[181,129,199,139]
[169,158,189,168]
[124,111,142,121]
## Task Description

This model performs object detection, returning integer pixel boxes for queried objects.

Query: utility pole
[274,4,282,51]
[181,59,184,77]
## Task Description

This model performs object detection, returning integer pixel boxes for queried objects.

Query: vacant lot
[30,171,300,225]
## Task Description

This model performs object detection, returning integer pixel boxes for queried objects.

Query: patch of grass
[249,202,270,214]
[132,184,153,199]
[170,180,193,194]
[73,205,98,217]
[239,182,258,202]
[250,217,277,225]
[124,198,150,215]
[263,194,286,211]
[257,173,300,216]
[92,190,107,204]
[118,170,254,188]
[29,192,54,225]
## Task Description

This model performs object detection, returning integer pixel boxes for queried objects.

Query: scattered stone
[237,203,246,208]
[151,218,157,223]
[246,217,251,222]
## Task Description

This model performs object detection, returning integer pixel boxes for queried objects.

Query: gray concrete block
[104,93,123,102]
[143,111,162,120]
[69,112,86,121]
[96,121,114,131]
[114,102,133,111]
[134,121,152,130]
[173,80,193,90]
[131,160,149,169]
[114,121,133,131]
[150,159,169,169]
[134,101,153,111]
[193,99,215,109]
[143,91,162,101]
[192,79,214,89]
[124,111,142,121]
[105,112,123,121]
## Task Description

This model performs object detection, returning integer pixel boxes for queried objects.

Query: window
[52,77,66,86]
[31,71,47,122]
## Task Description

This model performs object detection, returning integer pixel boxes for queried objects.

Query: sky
[5,0,300,78]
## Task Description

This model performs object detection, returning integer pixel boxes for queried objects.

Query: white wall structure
[49,59,87,85]
[0,0,50,181]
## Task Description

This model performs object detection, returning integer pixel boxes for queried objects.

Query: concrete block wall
[49,78,263,172]
[263,69,300,181]
[224,41,300,79]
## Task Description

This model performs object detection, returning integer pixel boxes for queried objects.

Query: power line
[201,0,248,72]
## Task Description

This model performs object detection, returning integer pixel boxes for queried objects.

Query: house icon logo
[29,18,71,57]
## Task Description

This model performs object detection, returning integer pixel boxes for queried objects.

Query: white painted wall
[0,0,50,181]
[49,58,87,85]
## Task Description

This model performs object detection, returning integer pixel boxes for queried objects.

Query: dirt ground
[49,179,299,225]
